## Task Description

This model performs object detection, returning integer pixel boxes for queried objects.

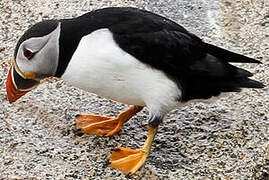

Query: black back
[56,7,191,77]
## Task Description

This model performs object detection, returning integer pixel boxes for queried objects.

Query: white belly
[61,29,181,112]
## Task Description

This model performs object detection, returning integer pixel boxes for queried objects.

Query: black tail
[204,42,262,64]
[181,44,265,102]
[234,68,265,88]
[205,42,265,89]
[237,78,265,89]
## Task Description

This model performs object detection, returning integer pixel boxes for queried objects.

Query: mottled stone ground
[0,0,268,179]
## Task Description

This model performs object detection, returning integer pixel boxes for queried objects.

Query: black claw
[102,133,108,137]
[73,128,84,136]
[103,159,111,168]
[75,114,81,118]
[125,173,132,179]
[111,148,121,152]
[105,159,111,166]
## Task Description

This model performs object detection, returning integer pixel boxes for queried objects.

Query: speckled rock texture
[0,0,268,179]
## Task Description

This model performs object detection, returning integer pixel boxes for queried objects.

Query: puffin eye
[24,49,35,60]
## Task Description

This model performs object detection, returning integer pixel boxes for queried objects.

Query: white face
[15,23,61,79]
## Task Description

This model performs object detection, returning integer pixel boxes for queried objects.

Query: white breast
[61,29,181,113]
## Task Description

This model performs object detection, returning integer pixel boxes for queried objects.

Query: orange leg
[75,106,143,137]
[108,126,158,174]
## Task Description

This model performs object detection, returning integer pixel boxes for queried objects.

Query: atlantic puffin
[6,7,265,174]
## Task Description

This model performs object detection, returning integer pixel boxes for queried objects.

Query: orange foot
[108,126,158,174]
[108,147,148,174]
[75,106,143,137]
[75,114,119,136]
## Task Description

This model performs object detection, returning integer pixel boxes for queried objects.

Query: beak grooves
[6,66,30,103]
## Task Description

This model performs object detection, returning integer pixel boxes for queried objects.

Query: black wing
[89,7,263,101]
[113,30,264,101]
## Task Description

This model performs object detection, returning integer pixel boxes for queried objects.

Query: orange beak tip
[6,66,30,103]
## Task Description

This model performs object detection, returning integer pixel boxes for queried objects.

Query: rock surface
[0,0,268,179]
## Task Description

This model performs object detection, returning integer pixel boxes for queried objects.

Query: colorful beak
[6,66,39,103]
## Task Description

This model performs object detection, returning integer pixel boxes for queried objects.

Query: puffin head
[6,20,61,103]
